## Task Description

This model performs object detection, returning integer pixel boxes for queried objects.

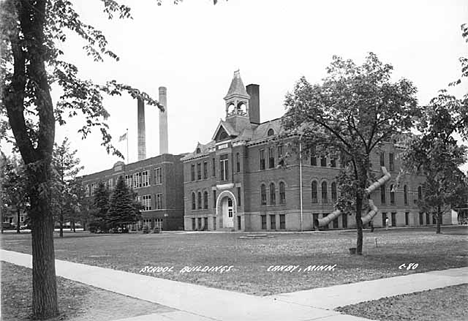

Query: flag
[119,132,127,142]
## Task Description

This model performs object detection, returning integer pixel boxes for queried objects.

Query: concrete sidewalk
[3,249,467,321]
[269,267,468,309]
[0,249,370,321]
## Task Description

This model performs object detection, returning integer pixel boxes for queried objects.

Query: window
[213,190,217,208]
[156,194,162,209]
[380,184,386,204]
[261,215,267,230]
[321,181,328,204]
[382,212,387,226]
[389,153,395,171]
[267,128,274,136]
[125,175,132,187]
[203,162,208,179]
[192,193,196,210]
[311,181,318,203]
[191,164,195,181]
[237,187,241,206]
[390,184,395,205]
[260,149,265,170]
[133,172,142,188]
[333,217,338,228]
[192,218,196,230]
[391,212,396,226]
[279,182,286,204]
[320,157,327,167]
[342,214,348,228]
[108,178,113,189]
[269,183,276,205]
[331,182,337,202]
[212,158,216,177]
[380,152,385,167]
[261,184,267,205]
[418,186,422,201]
[203,191,208,209]
[197,163,201,180]
[236,153,241,172]
[85,184,89,197]
[142,171,149,187]
[269,147,275,168]
[142,195,152,211]
[426,213,430,225]
[405,212,409,225]
[277,145,284,166]
[155,167,162,185]
[270,215,276,229]
[220,154,229,181]
[330,158,337,168]
[279,214,286,229]
[197,192,202,209]
[404,185,408,205]
[419,212,424,225]
[310,147,317,166]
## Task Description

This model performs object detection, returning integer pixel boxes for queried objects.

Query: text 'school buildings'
[82,71,452,232]
[82,154,185,230]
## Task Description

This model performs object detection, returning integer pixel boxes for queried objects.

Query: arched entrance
[216,190,237,229]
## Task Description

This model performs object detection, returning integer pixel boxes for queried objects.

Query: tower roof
[224,70,250,100]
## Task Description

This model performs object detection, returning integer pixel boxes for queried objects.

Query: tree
[107,176,141,231]
[1,154,29,233]
[401,23,468,233]
[283,53,419,255]
[52,137,83,237]
[0,0,220,317]
[90,181,111,232]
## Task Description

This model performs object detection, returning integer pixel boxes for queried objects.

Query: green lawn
[2,227,467,296]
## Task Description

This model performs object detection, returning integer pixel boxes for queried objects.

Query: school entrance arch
[216,190,237,229]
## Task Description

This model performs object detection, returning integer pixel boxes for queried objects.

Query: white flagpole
[126,128,129,164]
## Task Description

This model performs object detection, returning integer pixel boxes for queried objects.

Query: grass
[1,226,467,296]
[0,261,174,321]
[336,284,468,321]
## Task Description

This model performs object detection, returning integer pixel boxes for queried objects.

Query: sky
[3,0,468,175]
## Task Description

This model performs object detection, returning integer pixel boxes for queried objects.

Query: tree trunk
[59,210,63,237]
[16,208,21,234]
[436,206,441,234]
[355,193,364,255]
[29,165,59,319]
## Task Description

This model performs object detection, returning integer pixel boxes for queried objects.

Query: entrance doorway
[220,196,234,228]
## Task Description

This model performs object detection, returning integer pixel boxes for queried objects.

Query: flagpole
[126,128,129,164]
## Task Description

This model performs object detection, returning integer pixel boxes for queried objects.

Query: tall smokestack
[159,86,168,154]
[137,97,146,161]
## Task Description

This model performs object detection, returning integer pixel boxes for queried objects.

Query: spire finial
[234,69,240,78]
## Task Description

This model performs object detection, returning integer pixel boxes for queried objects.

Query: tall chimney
[159,86,168,154]
[137,97,146,161]
[246,84,260,124]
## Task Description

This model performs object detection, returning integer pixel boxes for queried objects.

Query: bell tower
[224,70,250,118]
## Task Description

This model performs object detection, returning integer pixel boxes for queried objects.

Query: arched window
[197,192,202,209]
[311,181,318,203]
[279,182,286,204]
[331,182,337,202]
[321,181,328,203]
[404,185,408,205]
[196,147,201,154]
[192,192,196,210]
[390,184,395,204]
[267,128,275,136]
[203,191,208,209]
[381,184,386,204]
[261,184,266,205]
[270,183,276,205]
